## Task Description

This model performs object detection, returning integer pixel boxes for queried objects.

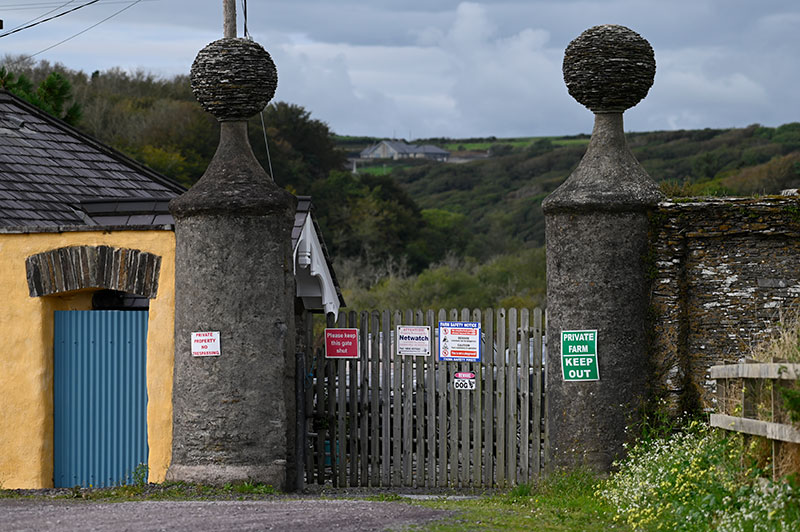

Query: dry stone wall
[649,196,800,410]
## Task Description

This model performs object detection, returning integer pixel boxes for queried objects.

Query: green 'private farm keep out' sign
[561,330,599,381]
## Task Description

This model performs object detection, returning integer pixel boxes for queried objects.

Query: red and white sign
[453,371,477,390]
[192,331,221,357]
[325,328,360,358]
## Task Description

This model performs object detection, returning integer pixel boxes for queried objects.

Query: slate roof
[0,90,186,228]
[0,90,344,306]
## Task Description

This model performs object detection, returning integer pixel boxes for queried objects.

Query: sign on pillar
[561,330,599,381]
[192,331,221,357]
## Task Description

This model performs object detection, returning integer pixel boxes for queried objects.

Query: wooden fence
[301,308,546,488]
[711,362,800,478]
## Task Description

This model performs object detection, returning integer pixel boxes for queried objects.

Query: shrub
[599,421,800,531]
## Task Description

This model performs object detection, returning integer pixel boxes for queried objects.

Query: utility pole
[223,0,236,38]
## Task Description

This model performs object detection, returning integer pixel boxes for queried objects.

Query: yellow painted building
[0,90,342,489]
[0,229,176,488]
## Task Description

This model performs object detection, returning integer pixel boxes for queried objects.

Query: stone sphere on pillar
[190,38,278,121]
[562,24,655,113]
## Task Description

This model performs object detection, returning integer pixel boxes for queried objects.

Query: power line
[26,0,145,58]
[0,0,101,38]
[0,0,139,10]
[6,1,76,33]
[241,0,249,39]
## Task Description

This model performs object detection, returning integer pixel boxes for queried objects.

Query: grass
[751,313,800,364]
[0,480,278,502]
[408,470,626,531]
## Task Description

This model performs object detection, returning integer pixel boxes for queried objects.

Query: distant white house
[360,140,450,161]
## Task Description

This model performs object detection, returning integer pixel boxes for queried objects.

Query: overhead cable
[27,0,145,58]
[5,1,76,33]
[0,0,102,38]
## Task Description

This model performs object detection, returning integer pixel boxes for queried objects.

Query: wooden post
[223,0,236,38]
[426,309,437,486]
[436,309,448,487]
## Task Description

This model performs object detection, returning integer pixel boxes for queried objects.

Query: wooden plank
[472,308,483,488]
[483,308,494,487]
[323,312,336,486]
[460,308,471,487]
[370,311,381,487]
[360,312,370,485]
[531,308,543,479]
[436,308,448,487]
[336,311,347,487]
[449,308,458,486]
[381,310,391,487]
[458,308,478,487]
[710,413,800,444]
[415,310,426,488]
[326,344,336,486]
[303,314,314,486]
[426,309,437,487]
[507,308,518,485]
[496,308,506,488]
[315,335,327,485]
[348,310,359,487]
[392,310,403,486]
[542,309,550,475]
[403,309,414,486]
[519,308,530,484]
[710,363,800,380]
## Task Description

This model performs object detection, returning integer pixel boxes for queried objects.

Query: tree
[248,102,346,193]
[0,67,82,125]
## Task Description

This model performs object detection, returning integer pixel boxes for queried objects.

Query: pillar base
[165,463,286,487]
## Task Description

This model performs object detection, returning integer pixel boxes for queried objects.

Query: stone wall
[649,196,800,410]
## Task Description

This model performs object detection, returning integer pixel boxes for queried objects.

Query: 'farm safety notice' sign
[561,330,599,381]
[438,321,481,362]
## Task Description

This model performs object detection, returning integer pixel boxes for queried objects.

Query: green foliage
[0,66,82,125]
[781,387,800,423]
[231,481,276,495]
[252,102,346,193]
[600,421,800,531]
[132,463,148,487]
[340,246,546,310]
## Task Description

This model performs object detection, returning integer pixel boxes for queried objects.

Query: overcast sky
[1,0,798,139]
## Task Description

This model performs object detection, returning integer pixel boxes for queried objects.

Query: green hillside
[5,58,799,309]
[370,125,800,259]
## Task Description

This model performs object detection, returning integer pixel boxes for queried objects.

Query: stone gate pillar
[166,37,298,488]
[542,25,663,471]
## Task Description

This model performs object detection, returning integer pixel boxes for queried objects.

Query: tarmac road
[0,498,454,531]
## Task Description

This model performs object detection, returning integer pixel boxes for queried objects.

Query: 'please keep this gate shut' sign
[561,330,599,381]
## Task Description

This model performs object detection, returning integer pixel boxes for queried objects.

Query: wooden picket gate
[301,307,546,488]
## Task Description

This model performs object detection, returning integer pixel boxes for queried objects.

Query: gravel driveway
[0,498,454,532]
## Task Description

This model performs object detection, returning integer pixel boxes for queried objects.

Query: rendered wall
[649,197,800,411]
[0,229,175,488]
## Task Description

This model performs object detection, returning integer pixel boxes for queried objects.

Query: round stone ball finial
[563,24,655,113]
[191,38,278,121]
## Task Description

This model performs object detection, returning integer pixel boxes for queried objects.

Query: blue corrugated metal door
[54,310,149,488]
